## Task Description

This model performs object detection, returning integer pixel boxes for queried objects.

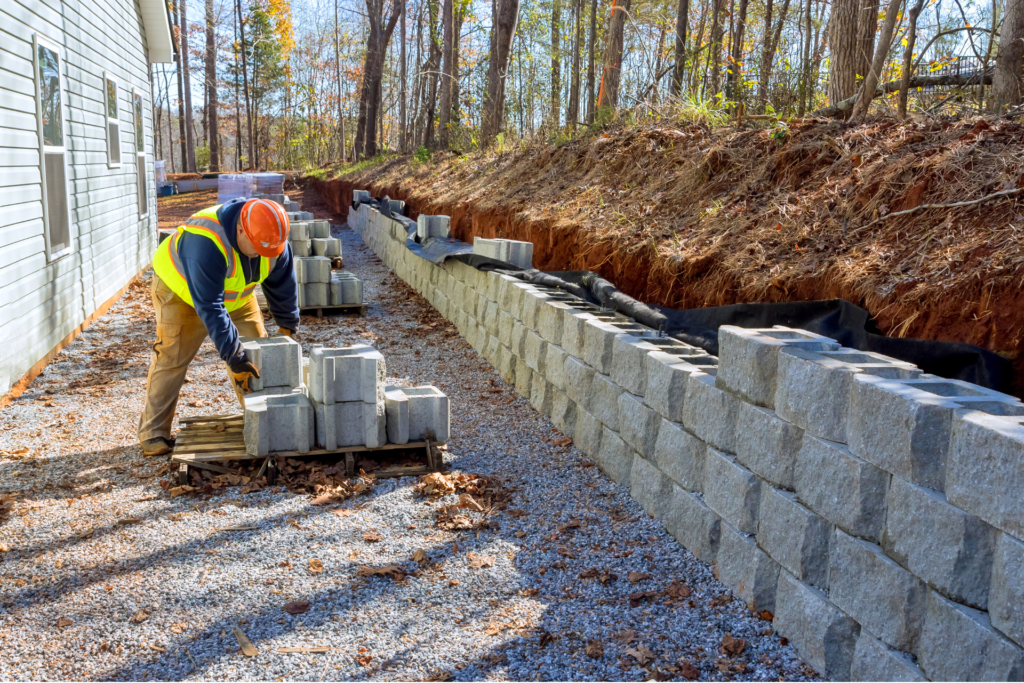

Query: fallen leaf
[232,626,258,657]
[556,547,575,559]
[760,610,774,621]
[679,659,700,680]
[0,543,9,553]
[117,518,142,525]
[585,639,604,659]
[411,549,428,563]
[170,623,187,634]
[552,437,572,447]
[356,565,404,579]
[513,530,526,539]
[722,633,747,656]
[213,424,227,433]
[279,560,292,569]
[625,644,654,665]
[627,571,652,583]
[308,559,324,574]
[131,608,151,623]
[558,519,581,533]
[613,629,637,645]
[57,617,72,628]
[628,590,660,607]
[711,594,733,607]
[330,508,354,517]
[357,654,373,666]
[276,646,331,653]
[466,552,495,569]
[779,636,788,646]
[362,532,382,543]
[665,581,692,598]
[457,493,484,512]
[150,645,167,653]
[283,600,311,615]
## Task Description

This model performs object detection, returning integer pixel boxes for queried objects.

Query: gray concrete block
[530,377,554,417]
[472,237,533,268]
[645,352,715,423]
[735,403,803,491]
[510,321,528,358]
[330,272,363,305]
[991,532,1024,647]
[830,529,927,652]
[758,485,831,589]
[294,256,331,283]
[652,418,705,492]
[483,301,500,336]
[401,385,451,441]
[314,398,386,449]
[289,221,310,241]
[716,326,840,409]
[240,335,303,391]
[384,386,410,444]
[716,521,780,613]
[536,300,570,346]
[617,392,661,458]
[563,356,595,406]
[497,310,515,347]
[519,288,551,329]
[704,446,761,534]
[302,282,329,308]
[550,389,577,438]
[574,407,603,458]
[524,331,548,373]
[561,310,604,358]
[948,411,1024,542]
[309,220,331,238]
[311,237,342,257]
[514,364,533,399]
[662,482,721,563]
[484,334,501,366]
[291,239,311,257]
[244,390,314,455]
[596,427,634,486]
[546,344,568,390]
[630,453,674,518]
[496,344,517,384]
[589,372,624,431]
[773,569,860,680]
[850,630,927,682]
[917,588,1024,681]
[681,372,740,454]
[308,345,385,405]
[882,476,997,609]
[611,334,661,396]
[416,215,451,240]
[795,435,889,542]
[584,319,639,374]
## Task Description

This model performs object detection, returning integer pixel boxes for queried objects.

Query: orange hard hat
[239,199,290,257]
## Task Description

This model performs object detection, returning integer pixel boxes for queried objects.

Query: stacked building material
[289,221,311,257]
[241,336,313,456]
[329,271,363,306]
[472,237,534,269]
[384,386,450,444]
[309,345,387,449]
[294,256,332,308]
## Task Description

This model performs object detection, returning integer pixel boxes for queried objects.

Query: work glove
[275,327,297,339]
[228,355,261,407]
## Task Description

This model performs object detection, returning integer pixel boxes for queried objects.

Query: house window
[104,74,121,167]
[34,35,72,261]
[133,90,148,218]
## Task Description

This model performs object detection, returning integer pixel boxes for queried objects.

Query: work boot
[141,437,173,457]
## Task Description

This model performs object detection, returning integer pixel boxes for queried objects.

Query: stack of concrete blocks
[284,200,299,212]
[294,256,332,308]
[241,335,313,456]
[289,220,312,257]
[288,211,314,221]
[473,237,534,269]
[416,215,451,242]
[384,385,450,444]
[345,194,1024,682]
[329,271,363,306]
[308,345,386,449]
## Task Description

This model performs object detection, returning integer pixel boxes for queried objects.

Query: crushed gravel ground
[0,190,821,681]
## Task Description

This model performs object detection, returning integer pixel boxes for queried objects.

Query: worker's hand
[275,327,296,339]
[228,356,261,407]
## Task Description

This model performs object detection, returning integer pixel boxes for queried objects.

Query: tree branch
[812,72,993,118]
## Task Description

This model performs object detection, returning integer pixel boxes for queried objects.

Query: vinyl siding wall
[0,0,158,394]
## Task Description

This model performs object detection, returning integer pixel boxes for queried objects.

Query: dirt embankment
[310,118,1024,394]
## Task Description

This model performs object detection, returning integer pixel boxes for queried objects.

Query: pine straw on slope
[329,117,1024,391]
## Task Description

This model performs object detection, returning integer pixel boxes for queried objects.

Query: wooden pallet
[171,414,442,484]
[300,303,366,318]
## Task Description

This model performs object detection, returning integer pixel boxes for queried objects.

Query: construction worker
[137,197,301,457]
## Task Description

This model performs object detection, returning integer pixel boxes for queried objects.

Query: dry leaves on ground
[57,617,72,628]
[466,552,495,569]
[283,600,311,615]
[0,494,15,523]
[579,567,618,584]
[411,549,428,563]
[679,659,700,680]
[362,531,382,542]
[308,559,324,573]
[355,564,405,580]
[625,644,655,665]
[585,639,604,659]
[130,608,151,623]
[627,571,652,583]
[721,633,748,656]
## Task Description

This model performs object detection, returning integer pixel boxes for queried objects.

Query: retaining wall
[348,202,1024,681]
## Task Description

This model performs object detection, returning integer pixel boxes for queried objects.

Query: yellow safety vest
[152,205,277,311]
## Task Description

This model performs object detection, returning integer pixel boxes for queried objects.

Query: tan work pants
[137,275,266,443]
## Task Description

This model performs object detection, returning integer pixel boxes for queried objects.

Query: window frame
[132,87,148,219]
[103,71,122,168]
[33,34,74,262]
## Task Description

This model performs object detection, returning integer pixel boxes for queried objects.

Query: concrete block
[483,301,500,336]
[546,344,568,390]
[704,446,761,534]
[562,311,605,358]
[583,319,638,374]
[497,310,515,347]
[917,588,1024,681]
[948,411,1024,541]
[294,256,331,283]
[417,215,451,240]
[240,335,302,391]
[630,453,674,518]
[716,326,840,409]
[550,389,577,438]
[645,352,716,423]
[830,529,927,652]
[611,334,661,396]
[519,288,551,329]
[384,386,410,444]
[617,392,661,459]
[496,344,517,384]
[291,239,312,257]
[574,407,603,458]
[681,373,740,454]
[401,386,450,441]
[510,321,528,358]
[773,569,860,681]
[289,221,310,241]
[243,390,314,455]
[308,345,385,405]
[314,399,386,449]
[514,364,533,399]
[850,631,927,682]
[882,476,997,609]
[662,482,721,563]
[758,485,831,589]
[484,334,501,366]
[330,272,363,305]
[652,418,705,492]
[991,533,1024,647]
[529,377,554,417]
[472,237,533,269]
[312,237,342,257]
[536,300,570,345]
[735,403,803,491]
[795,435,889,542]
[302,282,329,308]
[524,331,548,373]
[596,427,634,486]
[352,189,370,203]
[563,356,595,406]
[309,220,331,238]
[716,521,780,613]
[589,373,624,431]
[301,357,309,387]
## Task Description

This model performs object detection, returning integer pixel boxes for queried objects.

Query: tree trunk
[585,0,598,121]
[828,0,860,105]
[481,0,523,143]
[670,0,688,96]
[438,0,454,148]
[235,0,254,169]
[180,0,197,172]
[814,72,993,117]
[175,2,187,173]
[423,3,442,149]
[708,0,724,95]
[453,5,465,120]
[727,0,748,100]
[364,1,403,157]
[204,0,219,171]
[596,0,631,114]
[992,0,1024,110]
[399,0,407,152]
[568,0,583,124]
[898,0,925,119]
[850,0,903,119]
[798,0,813,114]
[551,0,562,127]
[855,0,880,87]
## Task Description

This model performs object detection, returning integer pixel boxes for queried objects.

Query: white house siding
[0,0,161,394]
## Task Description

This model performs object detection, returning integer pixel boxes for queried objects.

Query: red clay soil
[310,119,1024,395]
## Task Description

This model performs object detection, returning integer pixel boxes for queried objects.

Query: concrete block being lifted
[308,220,331,238]
[329,272,363,306]
[384,385,450,443]
[417,215,451,241]
[243,390,314,455]
[314,398,386,449]
[294,256,332,283]
[308,345,385,405]
[472,237,534,269]
[312,237,342,257]
[240,335,302,391]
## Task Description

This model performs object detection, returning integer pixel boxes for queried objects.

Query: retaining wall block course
[735,403,803,490]
[991,533,1024,647]
[850,630,927,682]
[537,300,570,346]
[584,319,630,374]
[795,435,889,542]
[830,529,927,652]
[773,569,860,680]
[545,344,568,390]
[484,271,504,303]
[464,289,481,322]
[496,344,517,384]
[484,334,501,367]
[498,310,515,347]
[483,301,500,335]
[775,347,862,443]
[589,372,624,432]
[510,321,528,358]
[681,373,740,454]
[882,475,997,609]
[562,311,603,358]
[550,389,577,438]
[514,364,533,399]
[645,352,715,423]
[716,326,841,409]
[611,334,662,396]
[596,427,635,486]
[530,378,555,418]
[563,356,595,406]
[653,418,706,492]
[573,406,604,458]
[503,282,535,319]
[703,446,761,534]
[520,289,551,329]
[433,292,449,319]
[450,281,467,313]
[662,482,721,563]
[308,345,385,405]
[617,392,662,458]
[948,411,1024,542]
[630,453,674,519]
[524,331,548,373]
[241,335,303,391]
[475,288,491,321]
[720,522,782,613]
[917,588,1024,681]
[243,390,315,455]
[757,485,831,589]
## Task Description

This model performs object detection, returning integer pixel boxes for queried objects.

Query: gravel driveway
[0,193,820,681]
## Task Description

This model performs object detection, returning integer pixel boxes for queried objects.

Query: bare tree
[596,0,632,113]
[355,0,403,158]
[585,0,597,121]
[855,0,880,87]
[727,0,749,101]
[568,0,583,125]
[204,0,219,171]
[708,0,724,95]
[180,0,197,172]
[898,0,927,118]
[481,0,523,143]
[399,0,407,152]
[438,0,455,148]
[992,0,1024,110]
[670,0,689,96]
[551,0,562,127]
[235,0,254,168]
[828,0,860,105]
[851,0,904,119]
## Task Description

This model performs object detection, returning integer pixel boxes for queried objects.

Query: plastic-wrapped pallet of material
[330,272,363,305]
[155,160,167,183]
[252,172,284,195]
[218,173,254,203]
[312,237,342,257]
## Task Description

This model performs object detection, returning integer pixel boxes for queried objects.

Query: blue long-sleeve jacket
[176,198,300,365]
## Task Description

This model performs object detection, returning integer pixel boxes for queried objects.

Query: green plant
[676,93,733,127]
[414,145,432,162]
